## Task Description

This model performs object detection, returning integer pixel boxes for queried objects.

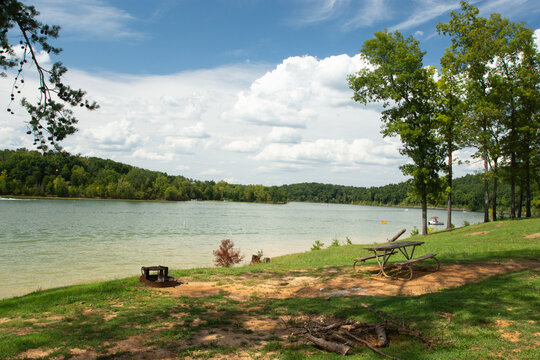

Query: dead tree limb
[375,324,389,347]
[304,333,351,355]
[342,330,403,360]
[360,303,452,346]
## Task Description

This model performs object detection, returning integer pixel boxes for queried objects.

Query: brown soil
[160,260,540,299]
[524,232,540,239]
[18,348,59,359]
[495,319,522,343]
[466,231,491,236]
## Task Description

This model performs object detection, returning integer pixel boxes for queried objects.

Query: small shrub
[463,220,470,227]
[311,240,324,251]
[213,239,244,267]
[329,237,340,248]
[256,249,264,258]
[410,226,419,236]
[345,236,353,245]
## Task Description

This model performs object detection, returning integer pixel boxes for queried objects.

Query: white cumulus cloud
[224,54,369,128]
[267,127,302,144]
[254,138,401,166]
[223,138,263,153]
[179,122,210,139]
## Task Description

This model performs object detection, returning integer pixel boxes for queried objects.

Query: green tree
[164,185,180,201]
[435,65,467,229]
[52,175,68,197]
[70,165,88,187]
[152,174,170,199]
[348,30,444,235]
[0,169,9,194]
[437,1,540,220]
[488,16,539,218]
[437,1,502,222]
[1,0,98,150]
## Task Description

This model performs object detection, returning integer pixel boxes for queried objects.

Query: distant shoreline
[0,194,475,211]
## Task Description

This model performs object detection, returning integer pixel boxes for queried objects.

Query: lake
[0,198,484,299]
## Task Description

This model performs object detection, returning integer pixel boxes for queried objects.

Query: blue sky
[1,0,539,186]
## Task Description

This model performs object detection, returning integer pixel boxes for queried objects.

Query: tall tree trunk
[492,176,497,221]
[446,145,452,230]
[483,153,490,223]
[525,158,531,218]
[422,192,428,235]
[510,152,516,219]
[517,186,523,218]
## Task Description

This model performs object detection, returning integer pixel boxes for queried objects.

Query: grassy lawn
[0,218,538,359]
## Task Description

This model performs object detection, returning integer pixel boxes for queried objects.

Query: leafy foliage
[1,0,98,151]
[328,237,340,248]
[213,239,244,267]
[0,148,287,203]
[349,30,445,234]
[0,149,535,213]
[436,1,540,219]
[310,240,324,251]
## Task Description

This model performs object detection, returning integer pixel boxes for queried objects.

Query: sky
[1,0,539,187]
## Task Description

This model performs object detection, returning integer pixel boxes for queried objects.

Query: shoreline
[0,194,475,211]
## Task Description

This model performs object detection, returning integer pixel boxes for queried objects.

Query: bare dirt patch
[69,348,99,360]
[103,313,117,322]
[159,260,540,299]
[466,231,491,236]
[14,327,33,336]
[524,232,540,239]
[105,335,177,359]
[18,347,59,359]
[495,319,522,343]
[0,317,11,324]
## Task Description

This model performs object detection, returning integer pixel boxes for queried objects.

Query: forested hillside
[0,148,536,212]
[281,175,521,212]
[0,149,287,203]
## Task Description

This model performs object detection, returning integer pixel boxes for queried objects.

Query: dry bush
[213,239,244,267]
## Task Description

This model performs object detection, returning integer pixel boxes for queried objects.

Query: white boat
[428,216,444,226]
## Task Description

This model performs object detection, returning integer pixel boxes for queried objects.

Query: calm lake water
[0,198,483,299]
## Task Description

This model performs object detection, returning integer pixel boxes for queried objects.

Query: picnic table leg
[399,256,439,280]
[433,256,441,271]
[377,250,397,279]
[404,264,413,280]
[373,250,384,276]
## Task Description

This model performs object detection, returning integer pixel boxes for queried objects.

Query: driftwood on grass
[288,303,453,359]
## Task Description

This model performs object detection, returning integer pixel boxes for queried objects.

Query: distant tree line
[1,148,537,214]
[0,149,287,203]
[281,175,536,214]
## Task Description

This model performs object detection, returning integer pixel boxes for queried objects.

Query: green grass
[171,217,540,280]
[0,218,538,359]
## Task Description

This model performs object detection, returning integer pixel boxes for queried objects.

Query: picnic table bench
[355,241,440,280]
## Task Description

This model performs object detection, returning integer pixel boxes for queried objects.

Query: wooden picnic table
[354,241,439,280]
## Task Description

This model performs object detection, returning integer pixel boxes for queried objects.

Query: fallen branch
[288,305,453,358]
[360,303,452,347]
[343,330,403,360]
[304,333,351,355]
